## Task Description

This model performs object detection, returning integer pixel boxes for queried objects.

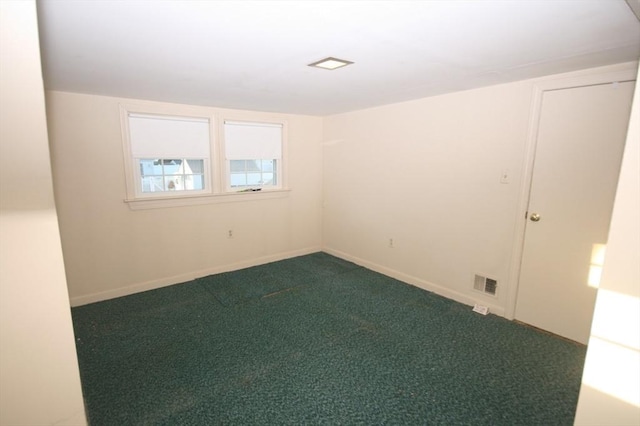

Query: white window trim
[124,189,291,210]
[221,118,288,193]
[119,103,290,210]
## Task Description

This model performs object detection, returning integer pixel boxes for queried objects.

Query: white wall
[574,64,640,425]
[322,63,636,316]
[0,1,87,425]
[323,78,533,314]
[45,91,324,305]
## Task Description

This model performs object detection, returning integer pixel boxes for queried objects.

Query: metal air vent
[474,274,498,296]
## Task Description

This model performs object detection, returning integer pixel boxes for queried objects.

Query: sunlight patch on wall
[587,243,607,288]
[582,336,640,407]
[582,288,640,407]
[590,289,640,351]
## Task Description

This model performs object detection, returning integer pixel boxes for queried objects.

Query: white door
[515,81,635,344]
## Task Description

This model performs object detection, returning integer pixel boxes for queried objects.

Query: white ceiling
[36,0,640,116]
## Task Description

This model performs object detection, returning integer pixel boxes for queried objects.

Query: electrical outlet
[228,230,233,238]
[389,238,394,248]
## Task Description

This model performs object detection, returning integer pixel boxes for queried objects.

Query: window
[224,121,282,191]
[125,112,211,198]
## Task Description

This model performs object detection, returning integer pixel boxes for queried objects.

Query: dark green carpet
[72,252,586,425]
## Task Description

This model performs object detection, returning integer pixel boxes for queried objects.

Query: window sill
[124,189,291,210]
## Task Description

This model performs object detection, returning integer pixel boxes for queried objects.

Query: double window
[121,105,286,207]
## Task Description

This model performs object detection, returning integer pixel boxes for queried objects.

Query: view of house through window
[139,158,205,193]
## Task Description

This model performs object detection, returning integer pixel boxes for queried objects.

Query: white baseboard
[71,245,506,318]
[69,246,322,307]
[323,247,506,317]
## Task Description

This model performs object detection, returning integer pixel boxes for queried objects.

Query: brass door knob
[530,213,541,222]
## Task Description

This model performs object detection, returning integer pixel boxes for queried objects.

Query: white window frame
[120,104,290,210]
[222,119,287,193]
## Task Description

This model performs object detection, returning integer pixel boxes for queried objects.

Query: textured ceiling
[36,0,640,116]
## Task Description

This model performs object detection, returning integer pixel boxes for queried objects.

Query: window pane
[163,159,183,175]
[186,174,204,190]
[140,159,162,176]
[261,159,275,172]
[230,160,246,172]
[247,173,262,185]
[142,176,164,193]
[230,174,247,187]
[262,173,274,185]
[246,160,260,172]
[141,176,151,192]
[186,159,204,174]
[164,176,180,191]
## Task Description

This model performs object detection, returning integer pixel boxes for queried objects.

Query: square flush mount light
[308,57,354,70]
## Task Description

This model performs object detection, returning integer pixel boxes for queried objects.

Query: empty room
[1,1,639,425]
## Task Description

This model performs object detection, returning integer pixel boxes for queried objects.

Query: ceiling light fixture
[308,57,354,70]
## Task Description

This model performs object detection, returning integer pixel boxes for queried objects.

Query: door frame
[504,62,638,320]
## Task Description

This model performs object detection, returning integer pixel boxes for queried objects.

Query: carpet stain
[261,285,304,299]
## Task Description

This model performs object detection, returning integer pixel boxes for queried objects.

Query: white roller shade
[224,121,282,160]
[129,114,210,158]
